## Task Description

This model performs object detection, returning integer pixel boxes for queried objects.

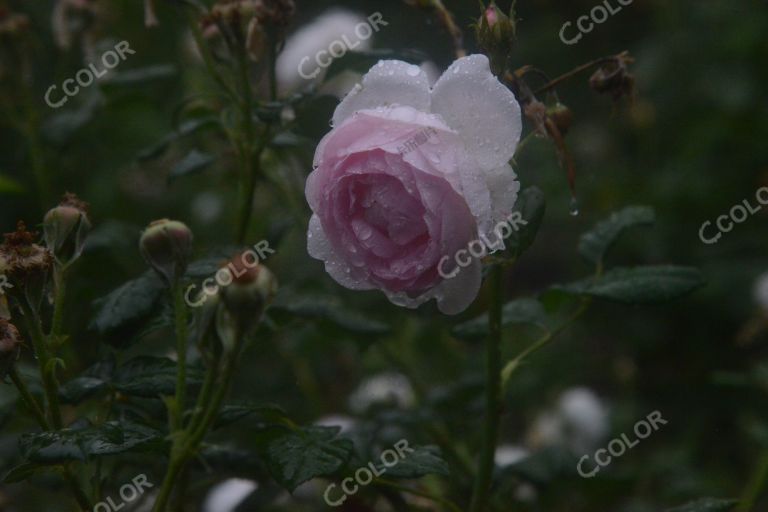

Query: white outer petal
[430,54,522,171]
[333,60,431,126]
[384,257,482,315]
[307,214,375,291]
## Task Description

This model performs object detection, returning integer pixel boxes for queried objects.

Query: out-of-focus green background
[0,0,766,510]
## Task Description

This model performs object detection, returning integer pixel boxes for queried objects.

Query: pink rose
[305,55,522,314]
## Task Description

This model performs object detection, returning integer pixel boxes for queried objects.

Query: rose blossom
[305,55,522,314]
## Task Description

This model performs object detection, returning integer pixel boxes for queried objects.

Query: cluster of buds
[590,51,635,102]
[43,193,91,267]
[475,1,517,76]
[0,319,22,380]
[139,219,193,287]
[202,0,295,60]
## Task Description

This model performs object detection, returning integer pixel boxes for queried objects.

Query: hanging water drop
[569,196,580,217]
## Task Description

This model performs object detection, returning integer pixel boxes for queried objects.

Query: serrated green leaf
[451,298,549,341]
[113,356,203,398]
[269,292,390,336]
[20,422,163,463]
[214,402,288,430]
[578,206,655,265]
[378,445,449,479]
[553,266,705,304]
[168,150,216,182]
[90,271,165,334]
[261,426,354,492]
[105,64,176,86]
[665,498,738,512]
[3,462,62,483]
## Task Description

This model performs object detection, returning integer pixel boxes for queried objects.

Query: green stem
[469,265,504,512]
[19,297,63,429]
[152,333,244,512]
[51,265,68,341]
[9,366,49,430]
[739,448,768,512]
[376,478,463,512]
[172,283,189,431]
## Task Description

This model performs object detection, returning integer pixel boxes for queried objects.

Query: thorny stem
[430,0,466,59]
[9,366,49,430]
[469,264,504,512]
[152,330,245,512]
[530,51,630,95]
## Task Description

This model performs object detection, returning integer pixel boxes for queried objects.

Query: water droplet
[406,66,420,77]
[329,119,335,127]
[569,197,580,216]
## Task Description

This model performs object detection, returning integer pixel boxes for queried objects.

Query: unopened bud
[0,320,22,380]
[139,219,193,286]
[43,193,91,266]
[216,252,277,347]
[475,2,516,76]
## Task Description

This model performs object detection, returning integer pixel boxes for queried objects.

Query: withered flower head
[0,319,22,379]
[0,222,52,286]
[589,51,635,102]
[0,8,30,37]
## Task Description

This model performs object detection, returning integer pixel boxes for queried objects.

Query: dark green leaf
[505,446,576,485]
[90,272,165,334]
[58,377,108,405]
[3,462,62,483]
[578,206,655,265]
[105,65,176,86]
[261,426,354,492]
[270,292,390,336]
[137,117,219,161]
[504,186,546,258]
[0,174,24,195]
[553,266,705,304]
[113,356,204,398]
[378,445,449,479]
[214,402,288,430]
[20,422,162,463]
[451,298,548,341]
[665,498,738,512]
[168,150,216,182]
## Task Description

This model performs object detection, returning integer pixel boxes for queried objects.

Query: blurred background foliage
[0,0,766,511]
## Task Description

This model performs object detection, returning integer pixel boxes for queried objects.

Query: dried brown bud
[0,319,22,379]
[546,102,573,136]
[0,222,52,289]
[589,52,635,102]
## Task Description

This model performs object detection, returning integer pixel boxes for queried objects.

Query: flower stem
[469,264,504,512]
[172,283,189,431]
[376,478,464,512]
[50,265,68,343]
[8,366,49,430]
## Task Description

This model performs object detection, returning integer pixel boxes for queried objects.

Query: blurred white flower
[202,478,257,512]
[494,444,529,467]
[314,413,357,434]
[529,387,609,454]
[753,272,768,313]
[348,373,415,413]
[191,192,224,225]
[276,9,372,92]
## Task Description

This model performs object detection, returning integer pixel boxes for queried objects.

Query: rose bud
[216,252,277,346]
[43,193,91,266]
[0,319,22,380]
[475,1,516,76]
[139,219,193,286]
